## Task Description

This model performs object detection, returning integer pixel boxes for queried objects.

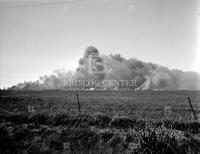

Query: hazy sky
[0,0,199,88]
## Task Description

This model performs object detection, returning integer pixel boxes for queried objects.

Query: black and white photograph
[0,0,200,153]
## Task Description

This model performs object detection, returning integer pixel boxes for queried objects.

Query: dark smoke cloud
[8,46,200,90]
[109,55,200,90]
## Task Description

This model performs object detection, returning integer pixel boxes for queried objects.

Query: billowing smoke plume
[8,46,200,90]
[9,70,73,90]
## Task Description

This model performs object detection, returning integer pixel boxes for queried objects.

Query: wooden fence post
[76,93,81,113]
[187,97,198,121]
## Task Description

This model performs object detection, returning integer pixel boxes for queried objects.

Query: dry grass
[0,90,200,153]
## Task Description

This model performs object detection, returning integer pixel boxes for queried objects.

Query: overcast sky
[0,0,199,88]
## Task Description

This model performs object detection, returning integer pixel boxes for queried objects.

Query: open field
[1,90,200,120]
[0,90,200,153]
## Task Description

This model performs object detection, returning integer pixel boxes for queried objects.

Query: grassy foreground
[0,112,200,154]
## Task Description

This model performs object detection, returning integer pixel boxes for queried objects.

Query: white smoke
[9,46,200,90]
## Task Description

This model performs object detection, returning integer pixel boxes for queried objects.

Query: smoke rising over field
[9,46,200,90]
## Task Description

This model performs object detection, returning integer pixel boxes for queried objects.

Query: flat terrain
[0,90,200,154]
[1,90,200,120]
